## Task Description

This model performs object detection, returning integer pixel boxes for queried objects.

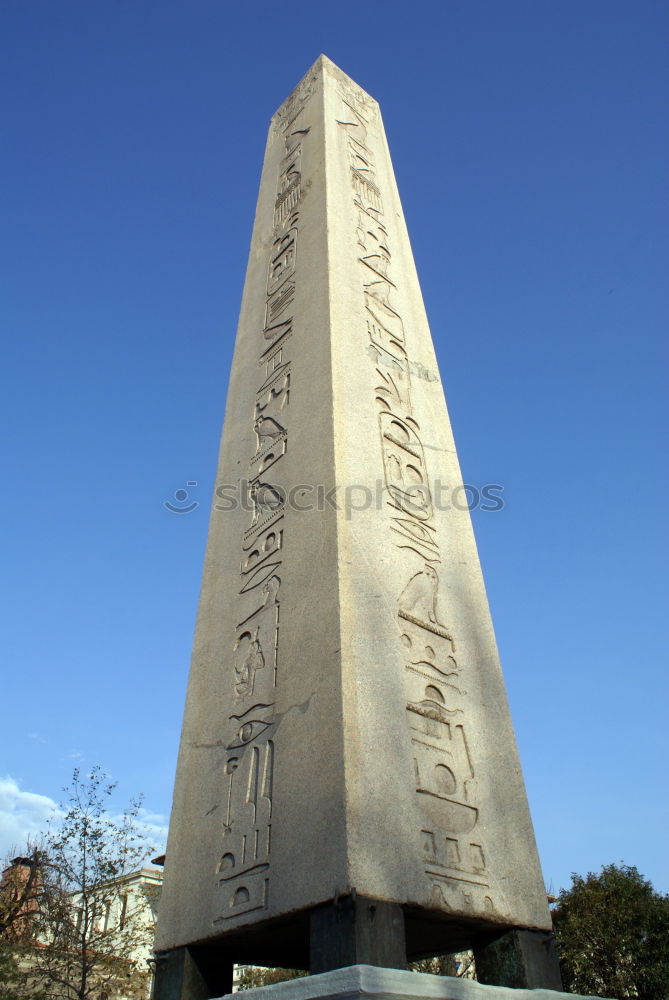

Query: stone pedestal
[217,966,600,1000]
[154,54,560,995]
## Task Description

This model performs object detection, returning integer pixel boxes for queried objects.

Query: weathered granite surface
[155,55,552,958]
[215,966,607,1000]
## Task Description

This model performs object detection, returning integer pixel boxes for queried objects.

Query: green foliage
[236,966,308,990]
[0,940,24,1000]
[236,954,475,989]
[552,863,669,1000]
[409,956,459,976]
[409,954,474,977]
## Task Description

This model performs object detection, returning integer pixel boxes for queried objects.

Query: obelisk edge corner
[318,54,379,111]
[270,55,379,139]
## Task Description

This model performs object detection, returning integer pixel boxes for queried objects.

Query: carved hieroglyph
[155,56,552,954]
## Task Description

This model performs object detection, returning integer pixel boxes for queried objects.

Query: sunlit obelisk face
[155,55,551,961]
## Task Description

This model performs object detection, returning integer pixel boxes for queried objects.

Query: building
[0,855,43,940]
[1,856,163,1000]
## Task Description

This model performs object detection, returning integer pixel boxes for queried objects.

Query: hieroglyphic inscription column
[333,79,494,917]
[154,56,559,992]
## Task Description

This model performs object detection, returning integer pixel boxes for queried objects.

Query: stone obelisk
[153,56,561,998]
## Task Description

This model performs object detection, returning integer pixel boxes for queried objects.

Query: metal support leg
[152,946,234,1000]
[309,893,407,974]
[474,928,562,990]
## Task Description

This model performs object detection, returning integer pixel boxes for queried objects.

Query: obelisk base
[153,902,565,998]
[215,964,600,1000]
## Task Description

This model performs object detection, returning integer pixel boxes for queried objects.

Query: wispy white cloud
[108,806,168,858]
[0,777,61,860]
[0,777,168,868]
[27,732,47,745]
[136,808,169,856]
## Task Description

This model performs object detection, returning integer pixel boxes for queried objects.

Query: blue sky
[1,0,667,897]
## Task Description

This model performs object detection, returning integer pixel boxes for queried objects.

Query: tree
[18,767,156,1000]
[0,943,23,1000]
[237,966,307,990]
[552,863,669,1000]
[0,848,46,939]
[235,953,476,988]
[0,847,49,998]
[410,954,475,978]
